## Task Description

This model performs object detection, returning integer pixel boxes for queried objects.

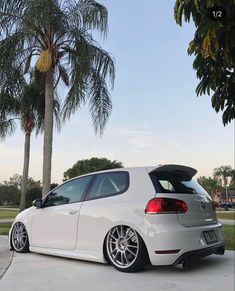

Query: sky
[0,0,234,184]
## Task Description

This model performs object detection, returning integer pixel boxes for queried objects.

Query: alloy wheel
[106,225,139,269]
[11,222,28,252]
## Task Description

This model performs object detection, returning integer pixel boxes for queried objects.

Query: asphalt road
[0,237,234,291]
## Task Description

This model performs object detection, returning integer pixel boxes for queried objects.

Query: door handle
[68,210,78,215]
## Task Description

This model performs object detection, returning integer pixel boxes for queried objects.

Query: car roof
[66,164,197,181]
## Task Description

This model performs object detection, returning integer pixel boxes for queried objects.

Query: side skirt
[29,246,106,264]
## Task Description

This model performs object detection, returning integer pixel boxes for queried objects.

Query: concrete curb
[0,236,14,280]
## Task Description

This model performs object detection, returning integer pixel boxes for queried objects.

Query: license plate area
[203,230,217,244]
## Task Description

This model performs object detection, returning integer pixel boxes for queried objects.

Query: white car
[9,164,225,272]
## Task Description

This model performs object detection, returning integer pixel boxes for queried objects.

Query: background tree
[0,174,41,206]
[0,184,20,206]
[63,157,123,180]
[50,183,59,190]
[213,165,233,201]
[0,73,60,211]
[0,174,59,207]
[197,176,220,199]
[2,174,23,190]
[0,0,115,196]
[174,0,235,125]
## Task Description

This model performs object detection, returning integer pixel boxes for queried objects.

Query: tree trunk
[20,130,31,211]
[42,68,54,196]
[225,185,228,202]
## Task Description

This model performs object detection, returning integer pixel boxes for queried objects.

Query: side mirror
[33,198,42,208]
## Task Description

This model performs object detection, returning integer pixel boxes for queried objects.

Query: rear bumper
[172,242,225,266]
[142,218,224,266]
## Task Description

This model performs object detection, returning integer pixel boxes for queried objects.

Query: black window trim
[84,171,130,201]
[42,174,95,208]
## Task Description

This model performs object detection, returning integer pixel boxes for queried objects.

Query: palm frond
[88,69,112,136]
[0,118,17,140]
[62,30,91,118]
[53,94,61,132]
[0,31,30,79]
[66,0,108,37]
[62,27,114,122]
[89,43,115,89]
[58,65,69,86]
[0,0,27,36]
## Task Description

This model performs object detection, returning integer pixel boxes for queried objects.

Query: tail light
[145,197,188,214]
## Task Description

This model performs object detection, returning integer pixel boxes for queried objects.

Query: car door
[31,175,93,250]
[76,172,129,254]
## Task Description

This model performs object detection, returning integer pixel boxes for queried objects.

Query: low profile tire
[11,222,29,253]
[105,225,149,272]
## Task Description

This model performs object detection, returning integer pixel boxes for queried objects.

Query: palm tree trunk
[42,68,54,196]
[225,185,228,202]
[20,130,31,211]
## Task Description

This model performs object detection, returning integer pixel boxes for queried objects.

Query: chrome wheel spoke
[115,226,121,237]
[127,244,137,248]
[126,233,135,241]
[123,252,130,264]
[124,227,131,238]
[110,248,118,255]
[110,234,117,241]
[120,225,124,237]
[126,247,136,256]
[114,250,120,260]
[121,252,125,266]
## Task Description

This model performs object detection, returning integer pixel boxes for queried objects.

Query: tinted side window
[43,176,93,207]
[150,172,208,195]
[86,172,129,200]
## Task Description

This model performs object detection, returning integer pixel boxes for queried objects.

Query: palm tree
[213,166,233,202]
[0,71,60,211]
[197,176,220,199]
[0,0,115,195]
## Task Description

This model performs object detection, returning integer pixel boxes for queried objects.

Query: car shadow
[144,254,231,274]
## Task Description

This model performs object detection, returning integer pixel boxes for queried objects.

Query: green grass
[217,212,235,220]
[0,205,19,209]
[0,210,19,219]
[224,225,235,250]
[0,222,12,235]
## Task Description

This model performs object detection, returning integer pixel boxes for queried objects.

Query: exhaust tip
[175,258,191,270]
[215,246,225,255]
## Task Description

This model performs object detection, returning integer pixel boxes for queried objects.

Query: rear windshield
[150,172,208,195]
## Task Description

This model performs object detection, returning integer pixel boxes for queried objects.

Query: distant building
[214,189,235,202]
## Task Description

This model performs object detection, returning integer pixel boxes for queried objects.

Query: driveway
[0,242,234,291]
[0,236,13,279]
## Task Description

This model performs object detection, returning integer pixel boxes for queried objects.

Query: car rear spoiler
[147,164,197,179]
